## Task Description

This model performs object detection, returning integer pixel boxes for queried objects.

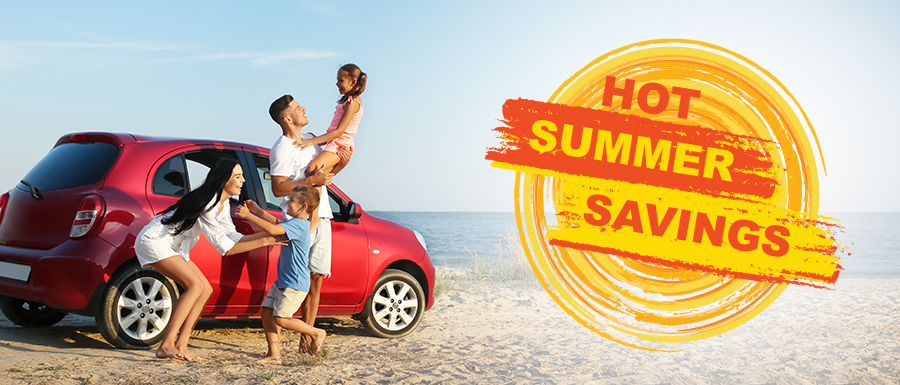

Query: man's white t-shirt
[269,133,333,219]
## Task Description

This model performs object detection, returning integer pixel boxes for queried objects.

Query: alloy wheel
[116,277,173,341]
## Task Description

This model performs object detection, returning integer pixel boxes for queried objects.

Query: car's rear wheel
[0,296,67,327]
[361,269,425,338]
[96,264,178,349]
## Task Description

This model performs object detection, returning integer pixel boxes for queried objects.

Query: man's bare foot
[308,330,326,355]
[298,334,311,354]
[156,346,186,361]
[257,356,282,365]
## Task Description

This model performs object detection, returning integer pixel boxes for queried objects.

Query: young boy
[236,185,327,364]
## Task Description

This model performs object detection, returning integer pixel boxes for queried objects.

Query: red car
[0,132,434,349]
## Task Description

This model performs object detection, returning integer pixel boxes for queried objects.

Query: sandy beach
[1,273,898,384]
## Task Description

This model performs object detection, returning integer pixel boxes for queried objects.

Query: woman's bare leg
[148,257,207,360]
[173,261,212,360]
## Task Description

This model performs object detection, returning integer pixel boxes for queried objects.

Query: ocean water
[825,212,900,278]
[369,212,518,268]
[369,211,900,278]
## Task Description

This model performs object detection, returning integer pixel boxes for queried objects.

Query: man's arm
[271,171,333,197]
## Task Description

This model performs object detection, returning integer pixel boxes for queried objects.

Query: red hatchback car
[0,132,435,349]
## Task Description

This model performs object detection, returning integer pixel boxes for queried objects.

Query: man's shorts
[309,218,332,276]
[261,284,308,318]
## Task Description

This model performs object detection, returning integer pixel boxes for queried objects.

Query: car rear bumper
[0,238,120,313]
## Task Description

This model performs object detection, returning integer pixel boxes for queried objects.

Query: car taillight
[0,192,9,225]
[70,196,104,238]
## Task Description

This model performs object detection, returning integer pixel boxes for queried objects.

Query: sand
[1,274,898,384]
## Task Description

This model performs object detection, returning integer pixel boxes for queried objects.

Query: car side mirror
[346,201,362,224]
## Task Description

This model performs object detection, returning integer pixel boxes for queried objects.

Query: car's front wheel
[0,296,67,327]
[361,269,425,338]
[96,264,178,349]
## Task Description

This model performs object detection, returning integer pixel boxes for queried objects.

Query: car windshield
[19,142,119,192]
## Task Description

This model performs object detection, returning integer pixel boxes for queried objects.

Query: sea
[368,211,900,279]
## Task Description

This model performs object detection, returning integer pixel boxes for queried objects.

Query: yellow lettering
[703,147,734,181]
[529,120,557,153]
[673,142,702,176]
[561,124,593,158]
[594,130,632,165]
[633,137,671,171]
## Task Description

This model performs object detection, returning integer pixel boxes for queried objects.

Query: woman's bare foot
[257,355,282,365]
[156,346,186,360]
[308,330,326,355]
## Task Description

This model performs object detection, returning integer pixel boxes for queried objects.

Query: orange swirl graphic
[488,39,842,350]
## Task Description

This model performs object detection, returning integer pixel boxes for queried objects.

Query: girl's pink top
[324,96,363,151]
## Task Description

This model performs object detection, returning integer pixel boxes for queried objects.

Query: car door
[320,189,371,311]
[146,146,270,315]
[244,150,370,314]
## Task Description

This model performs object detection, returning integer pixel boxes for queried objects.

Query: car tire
[96,264,179,349]
[0,296,67,327]
[361,269,425,338]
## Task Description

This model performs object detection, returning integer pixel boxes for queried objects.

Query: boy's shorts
[261,284,308,318]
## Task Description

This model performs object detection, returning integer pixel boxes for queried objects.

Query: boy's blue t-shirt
[274,218,311,292]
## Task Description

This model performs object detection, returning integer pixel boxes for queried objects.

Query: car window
[184,150,239,192]
[328,189,341,218]
[152,154,187,197]
[185,160,209,191]
[250,153,282,211]
[19,142,118,192]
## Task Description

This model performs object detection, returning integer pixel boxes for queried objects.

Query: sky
[0,1,898,212]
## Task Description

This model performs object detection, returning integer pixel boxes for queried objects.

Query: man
[266,94,351,353]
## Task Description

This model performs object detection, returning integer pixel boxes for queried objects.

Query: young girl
[296,63,366,176]
[135,158,282,361]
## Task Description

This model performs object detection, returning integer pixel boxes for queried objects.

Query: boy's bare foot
[156,346,186,361]
[257,356,282,365]
[308,330,326,355]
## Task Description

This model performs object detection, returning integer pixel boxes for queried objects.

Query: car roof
[56,132,269,153]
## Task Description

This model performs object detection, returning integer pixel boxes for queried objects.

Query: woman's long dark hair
[161,157,239,235]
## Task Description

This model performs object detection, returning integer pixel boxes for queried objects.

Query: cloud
[1,40,191,52]
[195,49,339,66]
[300,0,336,15]
[0,39,338,76]
[0,40,192,73]
[0,42,34,70]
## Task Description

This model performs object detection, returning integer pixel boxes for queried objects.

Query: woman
[135,158,280,361]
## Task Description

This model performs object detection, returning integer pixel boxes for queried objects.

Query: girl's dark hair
[338,63,367,104]
[161,157,239,235]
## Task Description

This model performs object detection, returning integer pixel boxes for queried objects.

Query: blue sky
[1,1,898,211]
